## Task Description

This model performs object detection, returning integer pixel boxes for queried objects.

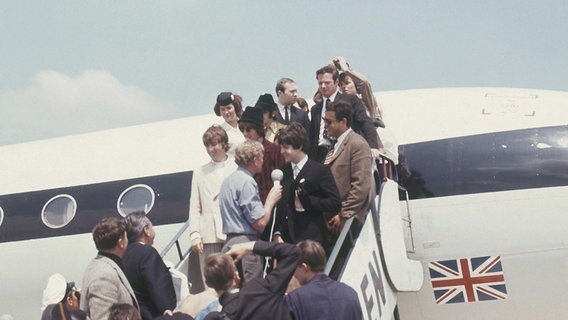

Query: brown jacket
[326,130,373,223]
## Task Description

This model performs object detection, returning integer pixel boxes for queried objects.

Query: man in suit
[323,101,373,233]
[286,240,363,320]
[123,211,177,320]
[81,217,139,320]
[309,65,381,163]
[274,78,310,133]
[274,123,341,245]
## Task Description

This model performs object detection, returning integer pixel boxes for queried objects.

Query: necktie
[322,99,332,142]
[293,164,300,179]
[324,141,336,165]
[284,106,290,124]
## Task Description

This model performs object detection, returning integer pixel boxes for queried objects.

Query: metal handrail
[160,219,190,261]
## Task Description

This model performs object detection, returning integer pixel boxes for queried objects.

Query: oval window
[42,195,77,228]
[117,184,155,217]
[0,206,4,227]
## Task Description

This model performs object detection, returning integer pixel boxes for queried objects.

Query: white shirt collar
[336,128,352,147]
[293,154,308,171]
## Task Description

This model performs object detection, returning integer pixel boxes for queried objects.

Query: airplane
[0,87,566,320]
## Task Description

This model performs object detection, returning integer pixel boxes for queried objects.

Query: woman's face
[340,76,357,95]
[220,104,238,125]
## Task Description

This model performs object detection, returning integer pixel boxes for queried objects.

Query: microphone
[271,169,284,186]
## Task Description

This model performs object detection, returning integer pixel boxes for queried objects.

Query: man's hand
[226,241,256,263]
[328,215,345,234]
[266,185,283,207]
[191,238,203,254]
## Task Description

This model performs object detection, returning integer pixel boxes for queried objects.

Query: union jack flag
[429,255,507,304]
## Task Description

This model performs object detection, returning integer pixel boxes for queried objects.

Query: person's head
[238,107,264,141]
[254,93,278,127]
[316,65,339,98]
[338,73,357,95]
[324,100,352,139]
[202,125,229,162]
[108,303,141,320]
[275,78,298,106]
[278,123,308,163]
[92,217,128,257]
[62,282,80,310]
[214,92,243,126]
[203,253,239,292]
[125,211,155,245]
[234,140,264,174]
[295,240,327,285]
[296,97,309,113]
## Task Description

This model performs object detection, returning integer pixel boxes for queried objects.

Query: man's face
[280,144,303,164]
[324,110,346,139]
[317,73,338,98]
[205,142,227,163]
[239,123,261,141]
[278,82,298,105]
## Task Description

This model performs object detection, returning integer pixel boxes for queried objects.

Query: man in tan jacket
[323,101,373,234]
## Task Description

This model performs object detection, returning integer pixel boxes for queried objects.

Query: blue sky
[1,1,566,145]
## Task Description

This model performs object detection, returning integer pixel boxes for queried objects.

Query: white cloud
[0,70,178,145]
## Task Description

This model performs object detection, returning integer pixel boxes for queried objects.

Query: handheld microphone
[271,169,284,186]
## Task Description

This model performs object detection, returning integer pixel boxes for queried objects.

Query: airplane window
[398,125,568,199]
[117,184,155,217]
[41,195,77,228]
[0,206,4,227]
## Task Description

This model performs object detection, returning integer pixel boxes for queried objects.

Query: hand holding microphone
[267,169,284,206]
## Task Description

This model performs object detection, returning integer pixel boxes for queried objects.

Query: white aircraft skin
[0,88,566,320]
[379,88,568,319]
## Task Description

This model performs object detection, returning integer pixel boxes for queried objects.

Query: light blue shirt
[219,167,265,235]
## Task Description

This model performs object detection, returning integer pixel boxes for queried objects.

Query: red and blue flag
[429,255,507,304]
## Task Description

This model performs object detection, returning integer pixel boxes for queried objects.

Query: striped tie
[324,141,336,165]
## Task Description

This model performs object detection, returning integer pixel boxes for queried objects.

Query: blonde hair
[234,140,263,167]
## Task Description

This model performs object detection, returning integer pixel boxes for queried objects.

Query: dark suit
[309,93,379,162]
[123,242,177,320]
[276,105,310,133]
[274,158,341,244]
[286,274,363,320]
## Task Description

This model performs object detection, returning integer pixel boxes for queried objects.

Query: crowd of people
[39,57,385,320]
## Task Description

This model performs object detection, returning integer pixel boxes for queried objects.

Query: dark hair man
[122,212,177,320]
[309,65,381,162]
[323,101,373,233]
[274,78,310,132]
[203,241,301,320]
[81,218,139,320]
[274,123,341,245]
[286,240,363,320]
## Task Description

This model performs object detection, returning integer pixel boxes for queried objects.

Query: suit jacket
[123,243,177,320]
[286,274,363,320]
[276,105,310,133]
[275,158,341,244]
[326,131,373,223]
[81,254,139,320]
[309,93,378,160]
